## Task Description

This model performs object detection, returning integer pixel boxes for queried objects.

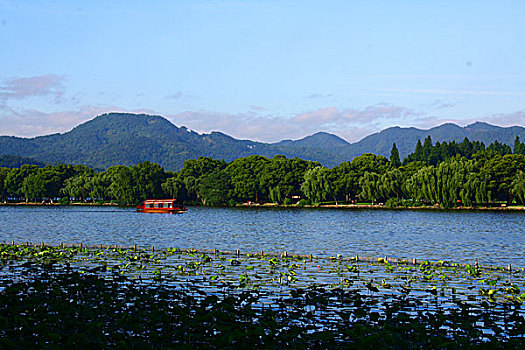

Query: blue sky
[1,0,525,142]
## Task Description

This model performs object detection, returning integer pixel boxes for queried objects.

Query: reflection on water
[1,205,524,266]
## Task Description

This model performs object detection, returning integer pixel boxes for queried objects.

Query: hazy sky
[1,0,525,142]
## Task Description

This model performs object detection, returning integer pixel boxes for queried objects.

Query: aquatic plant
[0,243,524,348]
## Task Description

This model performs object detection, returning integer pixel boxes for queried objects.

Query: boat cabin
[137,199,186,213]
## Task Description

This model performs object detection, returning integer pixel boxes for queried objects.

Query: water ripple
[1,206,524,266]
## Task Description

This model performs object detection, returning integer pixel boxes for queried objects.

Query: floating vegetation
[0,243,524,348]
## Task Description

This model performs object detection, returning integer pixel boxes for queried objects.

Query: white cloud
[485,110,525,126]
[304,93,334,99]
[165,91,184,100]
[3,102,525,145]
[0,75,66,104]
[382,87,525,97]
[407,109,525,131]
[167,104,420,143]
[293,107,339,123]
[291,104,421,136]
[427,99,458,110]
[167,110,299,142]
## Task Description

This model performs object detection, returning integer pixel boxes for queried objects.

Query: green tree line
[1,137,525,207]
[403,135,525,165]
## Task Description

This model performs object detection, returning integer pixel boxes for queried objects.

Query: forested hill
[0,113,348,170]
[0,112,524,170]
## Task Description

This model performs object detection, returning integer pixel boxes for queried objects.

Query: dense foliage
[403,136,525,165]
[1,136,525,207]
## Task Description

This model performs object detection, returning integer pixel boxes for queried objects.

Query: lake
[1,205,524,267]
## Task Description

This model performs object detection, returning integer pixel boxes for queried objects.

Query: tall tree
[178,157,228,203]
[4,165,40,200]
[61,173,93,201]
[389,143,401,167]
[487,140,512,155]
[404,139,424,164]
[331,162,359,202]
[514,136,525,155]
[422,136,433,161]
[198,169,232,206]
[459,137,473,157]
[484,154,525,204]
[132,161,167,200]
[225,155,269,203]
[269,186,284,204]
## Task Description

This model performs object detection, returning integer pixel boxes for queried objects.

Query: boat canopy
[142,199,184,209]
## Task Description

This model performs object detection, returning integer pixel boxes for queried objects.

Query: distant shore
[0,202,119,206]
[2,201,525,211]
[317,203,525,211]
[248,203,525,211]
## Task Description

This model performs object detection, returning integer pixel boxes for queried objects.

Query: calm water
[1,205,524,267]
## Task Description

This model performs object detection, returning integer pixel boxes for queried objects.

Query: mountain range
[1,113,524,170]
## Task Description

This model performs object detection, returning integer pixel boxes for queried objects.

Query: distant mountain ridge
[270,121,525,159]
[351,122,525,158]
[0,113,348,170]
[0,113,524,170]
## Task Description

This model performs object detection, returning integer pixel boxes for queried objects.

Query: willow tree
[378,168,404,200]
[61,173,94,201]
[511,170,525,204]
[407,166,438,204]
[359,171,381,204]
[161,176,186,200]
[106,165,137,204]
[300,166,334,204]
[439,158,478,207]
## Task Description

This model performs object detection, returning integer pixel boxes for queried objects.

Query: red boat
[137,199,187,214]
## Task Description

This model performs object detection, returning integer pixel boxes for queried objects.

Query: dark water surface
[1,205,524,266]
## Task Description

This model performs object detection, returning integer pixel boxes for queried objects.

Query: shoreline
[316,203,525,211]
[241,202,525,211]
[0,202,120,206]
[2,201,525,211]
